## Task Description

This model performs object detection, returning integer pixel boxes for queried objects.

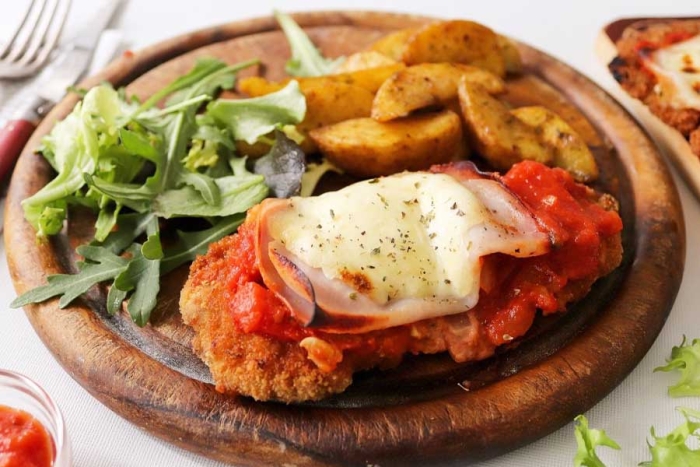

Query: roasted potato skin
[237,76,283,97]
[367,28,417,60]
[239,65,405,97]
[298,80,375,153]
[401,20,506,77]
[310,110,466,177]
[511,106,599,182]
[372,63,505,122]
[298,80,374,130]
[497,35,523,74]
[458,80,553,169]
[334,51,398,73]
[324,65,406,93]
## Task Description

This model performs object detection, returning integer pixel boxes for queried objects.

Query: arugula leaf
[97,212,155,254]
[87,59,255,210]
[87,111,204,210]
[178,170,221,206]
[274,10,344,76]
[193,117,234,149]
[654,336,700,397]
[10,245,129,309]
[640,407,700,467]
[118,127,160,163]
[83,174,152,213]
[106,284,127,316]
[152,173,267,218]
[162,59,256,108]
[136,58,229,113]
[253,130,305,198]
[112,219,162,326]
[141,233,164,261]
[160,214,246,274]
[573,415,620,467]
[207,80,306,144]
[94,204,122,242]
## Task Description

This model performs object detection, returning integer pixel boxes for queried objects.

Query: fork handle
[0,119,37,182]
[0,93,51,183]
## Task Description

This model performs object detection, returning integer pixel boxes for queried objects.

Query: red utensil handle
[0,119,36,182]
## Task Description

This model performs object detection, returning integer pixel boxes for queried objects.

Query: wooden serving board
[596,16,700,201]
[5,12,685,466]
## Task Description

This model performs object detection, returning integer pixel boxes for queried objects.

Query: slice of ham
[256,162,551,334]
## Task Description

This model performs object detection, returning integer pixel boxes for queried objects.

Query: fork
[0,0,72,79]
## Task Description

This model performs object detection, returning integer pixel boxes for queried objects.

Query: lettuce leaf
[655,336,700,397]
[640,407,700,467]
[573,415,620,467]
[206,80,306,144]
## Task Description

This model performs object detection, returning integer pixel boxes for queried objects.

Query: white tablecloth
[1,0,698,465]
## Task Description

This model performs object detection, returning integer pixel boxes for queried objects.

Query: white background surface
[1,0,699,466]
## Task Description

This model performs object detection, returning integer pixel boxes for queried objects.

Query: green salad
[11,12,338,326]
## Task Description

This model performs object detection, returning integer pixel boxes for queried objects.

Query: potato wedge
[368,28,417,60]
[238,76,283,97]
[329,64,406,92]
[310,110,466,177]
[401,20,506,77]
[300,80,374,129]
[497,35,523,74]
[372,63,505,122]
[297,80,374,153]
[239,64,405,99]
[458,79,553,170]
[334,51,398,73]
[511,106,599,182]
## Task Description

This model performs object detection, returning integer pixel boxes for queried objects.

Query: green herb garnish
[274,10,345,77]
[654,336,700,397]
[573,415,620,467]
[640,407,700,467]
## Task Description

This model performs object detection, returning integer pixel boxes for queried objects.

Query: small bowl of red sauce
[0,369,70,467]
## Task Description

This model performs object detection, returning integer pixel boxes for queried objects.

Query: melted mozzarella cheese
[646,34,700,110]
[262,169,550,335]
[267,173,490,306]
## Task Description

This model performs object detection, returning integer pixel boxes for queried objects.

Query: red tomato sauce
[0,405,53,467]
[478,161,623,345]
[206,161,622,357]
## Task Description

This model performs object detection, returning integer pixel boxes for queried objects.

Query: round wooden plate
[5,11,685,466]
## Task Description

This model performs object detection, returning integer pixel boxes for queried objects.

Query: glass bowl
[0,369,71,466]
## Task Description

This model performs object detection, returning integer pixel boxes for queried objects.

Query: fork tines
[0,0,72,79]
